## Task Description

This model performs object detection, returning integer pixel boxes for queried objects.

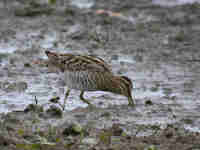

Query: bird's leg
[128,97,135,107]
[80,91,92,106]
[62,89,71,110]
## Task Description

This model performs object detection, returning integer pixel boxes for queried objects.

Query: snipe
[45,51,135,107]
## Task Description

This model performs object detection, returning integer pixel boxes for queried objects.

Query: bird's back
[46,51,113,91]
[60,53,112,73]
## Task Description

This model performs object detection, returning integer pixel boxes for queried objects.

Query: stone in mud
[145,100,153,106]
[24,104,44,113]
[111,123,124,136]
[82,137,98,145]
[0,81,28,93]
[146,145,158,150]
[24,63,32,67]
[49,96,60,104]
[46,105,63,118]
[62,123,84,136]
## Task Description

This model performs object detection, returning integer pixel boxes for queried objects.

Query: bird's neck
[101,75,123,95]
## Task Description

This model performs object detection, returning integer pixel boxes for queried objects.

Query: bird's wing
[62,54,112,72]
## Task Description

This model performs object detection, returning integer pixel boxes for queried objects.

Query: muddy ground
[0,0,200,149]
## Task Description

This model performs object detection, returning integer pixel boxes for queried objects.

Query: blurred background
[0,0,200,132]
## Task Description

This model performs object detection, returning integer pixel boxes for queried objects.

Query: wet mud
[0,0,200,149]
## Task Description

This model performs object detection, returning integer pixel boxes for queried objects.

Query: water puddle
[0,44,18,54]
[70,0,94,9]
[0,30,58,54]
[184,125,200,133]
[152,0,200,6]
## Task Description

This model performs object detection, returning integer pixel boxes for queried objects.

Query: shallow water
[153,0,200,6]
[70,0,95,9]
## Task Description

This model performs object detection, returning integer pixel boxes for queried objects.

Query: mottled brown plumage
[45,50,135,107]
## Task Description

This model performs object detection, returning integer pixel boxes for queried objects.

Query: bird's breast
[63,71,99,91]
